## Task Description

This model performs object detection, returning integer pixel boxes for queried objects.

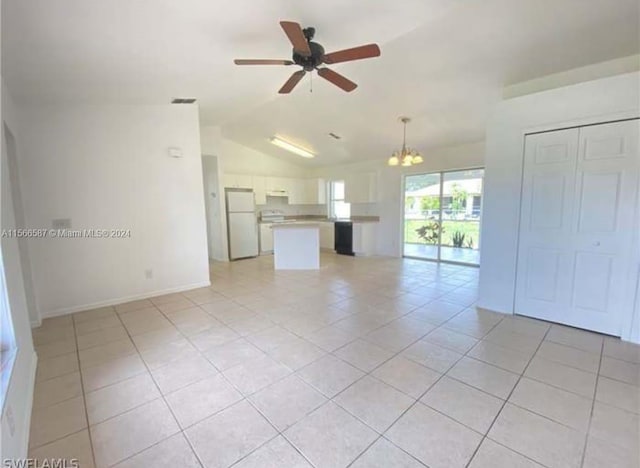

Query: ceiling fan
[234,21,381,94]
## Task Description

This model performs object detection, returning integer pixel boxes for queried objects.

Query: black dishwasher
[334,221,354,256]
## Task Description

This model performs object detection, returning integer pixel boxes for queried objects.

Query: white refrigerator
[225,188,259,260]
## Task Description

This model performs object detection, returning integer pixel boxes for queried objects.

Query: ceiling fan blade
[280,21,311,56]
[317,68,357,92]
[323,44,381,64]
[278,70,306,94]
[234,59,294,65]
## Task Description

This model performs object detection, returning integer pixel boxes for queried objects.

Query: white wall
[503,55,640,99]
[478,72,640,342]
[17,104,210,317]
[311,141,485,257]
[1,80,37,461]
[201,126,310,178]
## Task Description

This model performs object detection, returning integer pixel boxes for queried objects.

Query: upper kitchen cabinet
[220,174,326,205]
[287,178,306,204]
[305,178,326,205]
[291,178,326,204]
[345,172,377,203]
[252,175,267,204]
[220,174,253,189]
[265,176,292,196]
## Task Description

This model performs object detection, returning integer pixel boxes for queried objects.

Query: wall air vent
[328,132,342,140]
[171,98,197,104]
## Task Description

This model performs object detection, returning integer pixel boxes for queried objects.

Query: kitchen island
[271,222,320,270]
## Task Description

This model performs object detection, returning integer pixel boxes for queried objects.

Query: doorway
[403,169,484,266]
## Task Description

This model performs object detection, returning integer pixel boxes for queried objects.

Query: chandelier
[388,117,423,167]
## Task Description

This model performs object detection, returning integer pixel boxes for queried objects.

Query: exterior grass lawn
[404,219,480,248]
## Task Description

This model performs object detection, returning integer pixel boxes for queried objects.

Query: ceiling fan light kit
[270,136,315,159]
[388,117,424,167]
[234,21,380,94]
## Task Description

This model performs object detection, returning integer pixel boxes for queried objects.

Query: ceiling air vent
[328,132,342,140]
[171,98,197,104]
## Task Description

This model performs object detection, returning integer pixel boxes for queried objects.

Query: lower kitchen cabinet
[353,223,377,256]
[259,224,273,254]
[319,223,334,250]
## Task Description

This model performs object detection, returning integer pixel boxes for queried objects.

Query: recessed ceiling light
[270,136,315,158]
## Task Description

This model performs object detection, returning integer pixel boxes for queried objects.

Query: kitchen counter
[268,222,321,229]
[260,217,379,224]
[271,223,320,270]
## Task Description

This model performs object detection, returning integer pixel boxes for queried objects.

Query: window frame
[328,180,350,219]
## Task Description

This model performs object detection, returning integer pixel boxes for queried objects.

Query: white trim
[18,350,37,457]
[37,280,211,320]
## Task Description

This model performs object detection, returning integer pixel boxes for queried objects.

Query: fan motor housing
[292,42,325,71]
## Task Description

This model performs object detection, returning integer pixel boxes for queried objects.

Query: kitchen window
[329,180,350,219]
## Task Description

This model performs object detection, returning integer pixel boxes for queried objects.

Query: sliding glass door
[403,169,483,266]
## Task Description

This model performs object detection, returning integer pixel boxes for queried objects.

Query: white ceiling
[3,0,639,166]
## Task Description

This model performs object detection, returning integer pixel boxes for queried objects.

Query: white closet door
[516,119,639,335]
[516,128,579,323]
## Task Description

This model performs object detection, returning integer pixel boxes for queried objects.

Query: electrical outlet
[145,269,153,279]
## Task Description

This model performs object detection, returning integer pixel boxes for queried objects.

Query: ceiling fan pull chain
[310,72,313,93]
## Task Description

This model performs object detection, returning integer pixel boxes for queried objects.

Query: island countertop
[269,222,321,229]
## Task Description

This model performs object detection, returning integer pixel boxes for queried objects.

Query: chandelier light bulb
[389,117,423,167]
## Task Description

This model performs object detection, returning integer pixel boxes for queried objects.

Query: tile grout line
[343,300,499,468]
[463,322,556,468]
[216,277,478,467]
[108,300,207,468]
[579,338,605,468]
[71,312,99,468]
[32,266,476,464]
[37,258,633,468]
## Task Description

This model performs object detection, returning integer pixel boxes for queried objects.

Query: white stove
[260,209,286,223]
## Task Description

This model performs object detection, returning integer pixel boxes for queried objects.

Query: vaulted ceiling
[3,0,639,165]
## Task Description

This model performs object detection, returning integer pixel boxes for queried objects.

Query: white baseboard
[38,280,212,320]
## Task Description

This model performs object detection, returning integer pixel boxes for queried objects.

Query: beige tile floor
[29,254,640,468]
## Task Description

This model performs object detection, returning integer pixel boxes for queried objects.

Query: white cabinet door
[353,223,377,255]
[305,178,326,204]
[266,177,290,193]
[221,174,253,189]
[260,224,273,253]
[220,174,236,188]
[319,223,334,250]
[235,174,253,189]
[515,120,639,336]
[288,178,306,204]
[252,176,267,205]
